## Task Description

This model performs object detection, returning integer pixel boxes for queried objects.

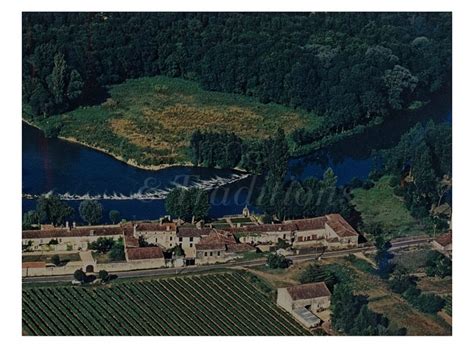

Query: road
[22,236,431,284]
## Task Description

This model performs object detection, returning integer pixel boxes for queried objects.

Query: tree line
[23,13,451,141]
[22,195,121,229]
[379,120,451,223]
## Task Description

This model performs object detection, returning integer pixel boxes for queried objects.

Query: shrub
[51,255,61,266]
[266,253,290,269]
[109,238,125,261]
[99,270,109,282]
[43,122,63,138]
[88,237,116,254]
[425,250,452,278]
[388,175,400,188]
[73,269,86,282]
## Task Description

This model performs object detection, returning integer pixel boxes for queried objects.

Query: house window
[190,243,193,247]
[155,238,158,243]
[204,252,207,256]
[217,251,220,256]
[210,252,213,256]
[170,244,172,247]
[283,234,286,240]
[179,237,183,242]
[170,236,173,241]
[190,237,194,242]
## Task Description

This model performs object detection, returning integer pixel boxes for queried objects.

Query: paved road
[22,236,431,284]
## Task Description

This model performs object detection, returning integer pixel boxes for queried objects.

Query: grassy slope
[339,257,451,336]
[28,76,320,168]
[351,176,426,238]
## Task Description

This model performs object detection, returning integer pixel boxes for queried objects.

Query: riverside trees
[23,13,451,146]
[165,187,210,222]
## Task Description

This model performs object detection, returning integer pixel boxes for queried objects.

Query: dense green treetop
[23,12,451,135]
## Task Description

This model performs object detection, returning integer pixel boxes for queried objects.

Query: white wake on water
[23,173,251,201]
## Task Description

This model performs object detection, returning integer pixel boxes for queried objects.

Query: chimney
[65,221,70,231]
[166,225,170,231]
[72,221,76,228]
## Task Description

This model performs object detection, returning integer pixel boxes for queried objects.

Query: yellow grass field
[34,76,318,168]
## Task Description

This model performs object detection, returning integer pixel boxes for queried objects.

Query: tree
[374,235,394,279]
[266,253,290,269]
[165,188,209,222]
[389,267,416,293]
[331,283,405,335]
[49,53,67,106]
[98,270,109,282]
[383,65,418,110]
[79,200,103,225]
[67,69,83,103]
[189,188,210,222]
[88,237,116,254]
[165,188,189,220]
[109,210,121,224]
[73,269,86,282]
[299,263,338,291]
[23,210,39,230]
[425,250,452,278]
[51,254,61,266]
[36,194,74,226]
[109,238,125,261]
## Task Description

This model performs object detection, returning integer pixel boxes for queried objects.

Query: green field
[351,176,426,238]
[27,76,318,167]
[22,272,309,336]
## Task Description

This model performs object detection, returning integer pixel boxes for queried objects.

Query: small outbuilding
[432,231,452,256]
[277,282,331,328]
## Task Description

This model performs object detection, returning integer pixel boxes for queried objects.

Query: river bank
[22,117,250,174]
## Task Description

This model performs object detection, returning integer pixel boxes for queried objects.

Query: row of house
[22,213,359,274]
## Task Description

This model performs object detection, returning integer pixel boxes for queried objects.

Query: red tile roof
[225,223,295,234]
[135,222,176,232]
[325,214,358,237]
[125,236,139,248]
[22,226,123,239]
[22,261,46,269]
[126,246,164,260]
[177,227,212,238]
[292,217,327,231]
[226,243,255,253]
[195,243,226,251]
[195,230,236,251]
[435,231,452,247]
[286,282,331,300]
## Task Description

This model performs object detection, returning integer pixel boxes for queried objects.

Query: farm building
[194,230,254,265]
[22,213,359,276]
[225,213,358,250]
[277,282,331,328]
[432,231,452,257]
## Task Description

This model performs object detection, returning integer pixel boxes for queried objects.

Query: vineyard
[23,272,310,336]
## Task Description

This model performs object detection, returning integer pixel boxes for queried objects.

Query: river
[22,93,451,222]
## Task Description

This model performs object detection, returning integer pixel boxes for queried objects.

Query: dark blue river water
[22,94,451,222]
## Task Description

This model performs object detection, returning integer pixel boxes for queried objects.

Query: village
[22,208,452,332]
[22,209,359,277]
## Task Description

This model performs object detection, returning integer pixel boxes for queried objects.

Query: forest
[23,12,451,143]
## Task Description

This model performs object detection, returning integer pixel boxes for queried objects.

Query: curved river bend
[22,94,451,222]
